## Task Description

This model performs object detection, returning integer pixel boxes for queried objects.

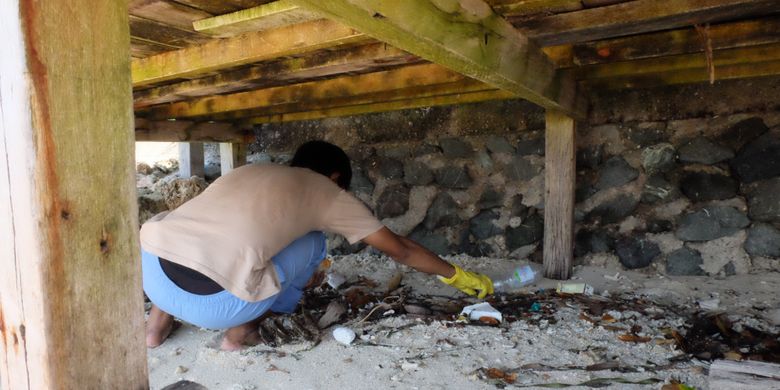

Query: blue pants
[142,231,327,329]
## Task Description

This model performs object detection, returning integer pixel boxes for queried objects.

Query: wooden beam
[580,43,780,79]
[193,0,320,37]
[243,89,515,124]
[0,0,147,388]
[129,14,209,49]
[486,0,583,17]
[179,143,205,178]
[134,118,250,142]
[562,17,780,66]
[587,60,780,89]
[133,43,420,108]
[139,63,475,119]
[219,143,248,176]
[517,0,780,46]
[130,0,213,31]
[290,0,582,115]
[131,19,367,87]
[543,110,575,280]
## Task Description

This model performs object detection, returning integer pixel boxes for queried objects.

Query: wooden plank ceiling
[130,0,780,131]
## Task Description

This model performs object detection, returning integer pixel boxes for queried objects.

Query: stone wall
[218,78,780,275]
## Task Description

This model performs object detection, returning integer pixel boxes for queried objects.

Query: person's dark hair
[290,140,352,190]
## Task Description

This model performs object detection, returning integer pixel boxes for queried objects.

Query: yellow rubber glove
[438,264,494,299]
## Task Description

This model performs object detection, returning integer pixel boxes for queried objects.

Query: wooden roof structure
[131,0,780,142]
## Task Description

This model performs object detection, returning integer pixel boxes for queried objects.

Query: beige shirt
[140,164,383,302]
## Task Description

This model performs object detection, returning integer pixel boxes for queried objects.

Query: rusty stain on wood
[20,0,70,378]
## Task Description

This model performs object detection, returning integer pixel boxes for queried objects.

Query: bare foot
[220,321,258,351]
[146,305,177,348]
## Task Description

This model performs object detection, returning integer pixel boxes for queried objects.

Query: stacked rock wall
[238,78,780,275]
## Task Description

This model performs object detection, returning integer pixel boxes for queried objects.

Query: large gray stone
[409,229,451,255]
[477,187,504,209]
[626,122,668,146]
[746,178,780,222]
[730,131,780,183]
[505,156,540,181]
[680,172,738,202]
[377,157,404,179]
[403,161,434,186]
[376,184,410,219]
[435,166,473,189]
[641,174,678,204]
[424,192,460,229]
[577,145,603,170]
[641,143,676,174]
[575,229,615,257]
[595,156,639,190]
[616,236,661,269]
[516,137,544,156]
[745,223,780,258]
[675,206,747,241]
[505,214,544,250]
[412,144,440,157]
[469,210,503,240]
[716,117,768,151]
[350,168,374,195]
[588,194,639,224]
[439,138,474,158]
[665,247,705,275]
[485,135,515,154]
[678,137,734,164]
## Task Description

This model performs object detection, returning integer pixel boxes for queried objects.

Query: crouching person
[140,141,493,351]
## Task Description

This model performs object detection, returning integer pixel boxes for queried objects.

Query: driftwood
[709,359,780,390]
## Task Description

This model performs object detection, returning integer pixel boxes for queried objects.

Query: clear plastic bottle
[492,264,540,292]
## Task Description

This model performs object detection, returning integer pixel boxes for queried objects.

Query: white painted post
[179,142,205,178]
[220,142,247,176]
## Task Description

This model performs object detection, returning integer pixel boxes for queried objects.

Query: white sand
[146,254,780,390]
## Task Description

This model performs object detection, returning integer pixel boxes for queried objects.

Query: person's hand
[438,264,494,298]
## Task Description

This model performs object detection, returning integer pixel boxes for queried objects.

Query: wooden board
[220,143,248,176]
[179,143,205,178]
[132,18,367,86]
[543,110,576,280]
[193,0,321,37]
[130,0,213,31]
[135,118,250,142]
[0,0,147,388]
[130,14,210,48]
[516,0,780,46]
[133,43,420,108]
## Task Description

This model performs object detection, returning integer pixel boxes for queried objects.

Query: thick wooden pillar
[220,142,247,176]
[0,1,148,389]
[178,142,205,178]
[543,110,576,280]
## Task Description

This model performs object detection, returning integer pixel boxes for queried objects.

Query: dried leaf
[602,325,627,332]
[723,351,743,361]
[579,312,598,324]
[485,368,517,384]
[384,272,403,295]
[601,314,617,323]
[479,316,500,325]
[344,288,373,309]
[618,334,651,343]
[266,364,290,374]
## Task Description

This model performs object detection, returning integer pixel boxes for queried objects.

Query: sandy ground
[146,254,780,390]
[136,142,179,166]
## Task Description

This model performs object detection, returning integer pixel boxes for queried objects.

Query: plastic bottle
[492,264,540,292]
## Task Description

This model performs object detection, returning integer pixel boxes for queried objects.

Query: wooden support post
[0,0,147,388]
[543,110,576,280]
[178,143,205,178]
[220,143,247,176]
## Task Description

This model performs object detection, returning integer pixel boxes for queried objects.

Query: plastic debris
[697,297,720,311]
[460,302,502,323]
[556,282,594,295]
[326,272,347,289]
[332,326,356,345]
[530,302,542,312]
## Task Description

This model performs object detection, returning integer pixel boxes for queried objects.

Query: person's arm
[362,227,455,278]
[362,227,493,298]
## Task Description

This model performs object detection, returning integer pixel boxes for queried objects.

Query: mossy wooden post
[179,143,205,178]
[0,1,147,388]
[220,143,247,176]
[543,110,576,280]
